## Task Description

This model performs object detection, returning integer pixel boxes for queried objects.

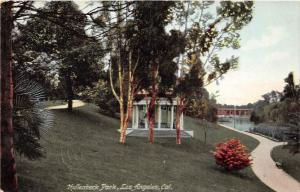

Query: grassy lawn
[17,102,272,192]
[271,145,300,182]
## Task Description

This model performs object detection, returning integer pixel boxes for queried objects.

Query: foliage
[103,1,187,143]
[185,88,218,122]
[86,1,255,144]
[250,73,299,125]
[174,1,254,97]
[14,1,105,110]
[170,2,254,143]
[214,138,252,171]
[250,92,296,124]
[249,72,300,153]
[131,1,186,92]
[250,123,289,141]
[94,80,119,117]
[283,112,300,154]
[13,74,54,160]
[281,73,300,153]
[133,2,187,144]
[281,72,300,101]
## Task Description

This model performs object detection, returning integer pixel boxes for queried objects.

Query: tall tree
[1,2,18,191]
[101,1,139,144]
[133,1,185,144]
[15,1,104,111]
[173,1,254,144]
[281,73,300,154]
[105,1,185,144]
[1,2,105,190]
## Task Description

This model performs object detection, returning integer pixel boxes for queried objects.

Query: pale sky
[207,1,300,105]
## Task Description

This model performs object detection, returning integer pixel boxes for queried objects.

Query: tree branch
[13,1,34,21]
[109,58,121,104]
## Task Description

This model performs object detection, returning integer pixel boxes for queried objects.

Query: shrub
[213,138,252,171]
[249,123,289,141]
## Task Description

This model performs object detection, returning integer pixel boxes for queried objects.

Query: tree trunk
[118,48,126,143]
[65,71,73,111]
[120,97,134,144]
[1,2,19,191]
[120,80,134,144]
[120,51,138,144]
[176,97,185,144]
[119,102,125,142]
[147,63,158,144]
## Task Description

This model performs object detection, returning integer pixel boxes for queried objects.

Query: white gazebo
[126,97,194,138]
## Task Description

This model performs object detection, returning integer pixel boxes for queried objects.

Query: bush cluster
[250,123,289,141]
[214,138,252,171]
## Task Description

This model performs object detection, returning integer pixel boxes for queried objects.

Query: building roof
[133,97,178,106]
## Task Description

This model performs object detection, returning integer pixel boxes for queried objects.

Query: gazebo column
[158,105,161,129]
[180,112,184,130]
[167,107,171,126]
[132,105,136,128]
[135,106,139,128]
[145,107,148,129]
[170,106,174,129]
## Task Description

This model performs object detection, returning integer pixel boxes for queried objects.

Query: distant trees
[185,88,218,122]
[250,73,299,124]
[250,72,299,153]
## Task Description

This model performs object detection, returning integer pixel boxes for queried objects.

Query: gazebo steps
[125,129,193,138]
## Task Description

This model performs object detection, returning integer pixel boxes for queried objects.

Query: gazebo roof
[133,97,178,106]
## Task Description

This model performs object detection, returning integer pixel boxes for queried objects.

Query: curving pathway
[46,100,86,109]
[220,124,300,192]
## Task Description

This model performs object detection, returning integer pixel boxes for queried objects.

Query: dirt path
[46,100,86,109]
[220,124,300,192]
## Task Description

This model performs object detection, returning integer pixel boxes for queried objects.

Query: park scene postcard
[0,1,299,192]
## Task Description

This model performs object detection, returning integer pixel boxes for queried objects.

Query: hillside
[17,102,272,192]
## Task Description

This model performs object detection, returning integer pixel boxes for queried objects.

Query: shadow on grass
[17,157,65,192]
[50,106,119,132]
[155,137,212,154]
[210,165,255,180]
[19,176,48,192]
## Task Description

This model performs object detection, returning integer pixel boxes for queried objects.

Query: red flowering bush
[213,138,252,171]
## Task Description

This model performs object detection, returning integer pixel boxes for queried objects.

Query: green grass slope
[271,145,300,182]
[18,103,272,192]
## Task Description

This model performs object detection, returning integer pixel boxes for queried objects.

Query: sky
[206,1,300,105]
